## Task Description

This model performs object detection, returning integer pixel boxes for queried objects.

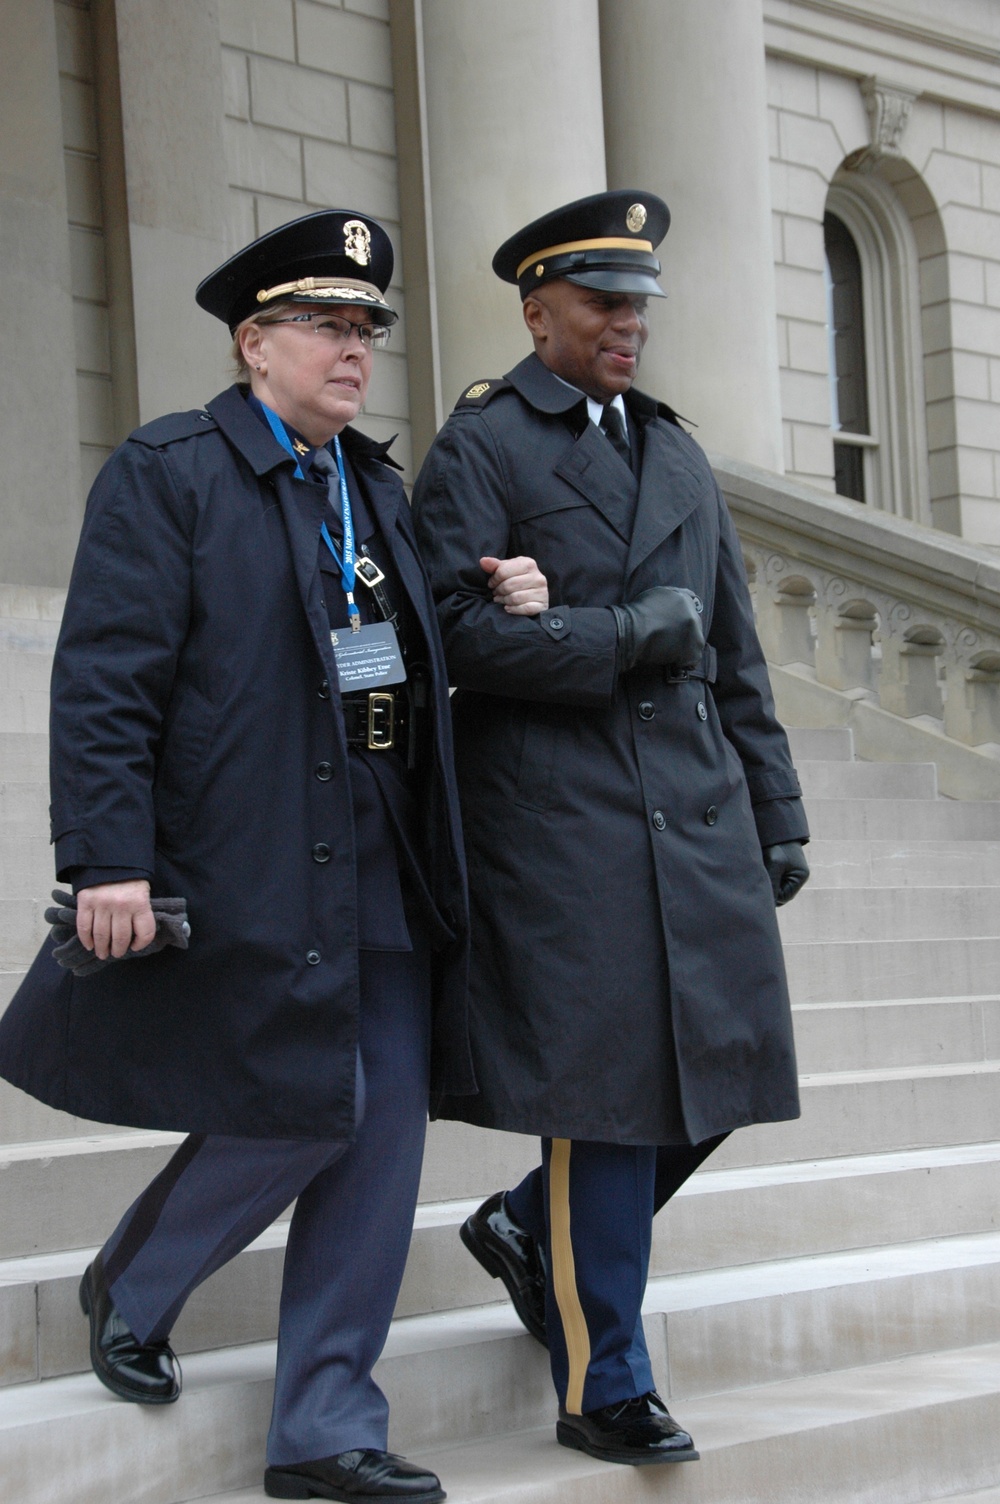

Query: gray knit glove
[45,890,191,976]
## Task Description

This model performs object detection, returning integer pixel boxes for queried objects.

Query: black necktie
[600,403,631,464]
[311,445,343,524]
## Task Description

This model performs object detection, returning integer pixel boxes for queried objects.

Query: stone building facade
[1,0,999,561]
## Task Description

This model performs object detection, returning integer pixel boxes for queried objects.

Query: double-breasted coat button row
[318,679,330,700]
[305,950,321,965]
[705,806,718,826]
[638,701,655,721]
[697,701,708,721]
[312,843,331,863]
[315,762,333,781]
[652,810,666,831]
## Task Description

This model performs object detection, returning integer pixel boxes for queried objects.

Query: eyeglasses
[266,312,391,349]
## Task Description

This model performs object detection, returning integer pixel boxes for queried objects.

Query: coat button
[705,805,718,826]
[638,701,655,721]
[318,679,330,700]
[549,616,564,630]
[306,950,321,965]
[315,762,333,781]
[312,842,331,862]
[652,809,666,831]
[692,595,703,613]
[696,701,708,721]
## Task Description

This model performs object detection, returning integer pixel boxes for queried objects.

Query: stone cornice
[764,0,1000,115]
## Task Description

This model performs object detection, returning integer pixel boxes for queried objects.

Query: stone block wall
[218,0,412,477]
[766,49,1000,543]
[55,0,115,503]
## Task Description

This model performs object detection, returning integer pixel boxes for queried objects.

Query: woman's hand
[481,555,549,616]
[76,880,156,960]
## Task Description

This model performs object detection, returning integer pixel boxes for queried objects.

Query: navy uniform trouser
[98,944,431,1467]
[505,1134,726,1415]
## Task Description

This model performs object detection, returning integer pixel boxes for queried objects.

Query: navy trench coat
[0,385,474,1138]
[412,354,808,1147]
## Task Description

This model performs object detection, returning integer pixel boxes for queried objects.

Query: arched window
[823,172,931,524]
[824,212,872,504]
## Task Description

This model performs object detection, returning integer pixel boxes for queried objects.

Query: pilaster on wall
[389,0,606,468]
[601,0,784,473]
[0,0,83,585]
[114,0,230,420]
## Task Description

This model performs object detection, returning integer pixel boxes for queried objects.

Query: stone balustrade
[713,456,1000,754]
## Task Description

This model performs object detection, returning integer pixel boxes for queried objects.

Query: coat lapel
[554,423,638,544]
[624,417,709,584]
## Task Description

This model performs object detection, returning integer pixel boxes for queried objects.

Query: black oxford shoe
[557,1391,699,1465]
[264,1449,445,1501]
[79,1256,181,1404]
[460,1190,548,1347]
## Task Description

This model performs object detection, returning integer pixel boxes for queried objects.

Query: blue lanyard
[260,403,360,632]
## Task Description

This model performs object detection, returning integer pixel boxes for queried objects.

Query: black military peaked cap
[493,189,670,300]
[196,209,398,331]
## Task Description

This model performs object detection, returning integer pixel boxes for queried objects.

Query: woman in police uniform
[0,210,521,1503]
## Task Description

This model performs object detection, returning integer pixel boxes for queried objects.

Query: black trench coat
[412,354,808,1147]
[0,385,473,1139]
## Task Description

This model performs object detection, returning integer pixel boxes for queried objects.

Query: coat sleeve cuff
[752,796,810,849]
[62,865,154,894]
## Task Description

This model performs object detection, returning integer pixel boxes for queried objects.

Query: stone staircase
[3,584,1000,1504]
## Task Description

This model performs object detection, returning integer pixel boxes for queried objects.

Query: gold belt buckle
[367,691,395,750]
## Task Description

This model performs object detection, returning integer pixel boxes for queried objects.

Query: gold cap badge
[626,204,647,234]
[343,220,371,266]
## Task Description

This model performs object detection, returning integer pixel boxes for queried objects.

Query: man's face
[523,281,650,404]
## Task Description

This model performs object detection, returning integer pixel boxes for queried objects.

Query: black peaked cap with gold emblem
[493,189,669,301]
[196,209,397,332]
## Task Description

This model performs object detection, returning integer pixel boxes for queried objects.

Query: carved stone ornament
[855,77,918,172]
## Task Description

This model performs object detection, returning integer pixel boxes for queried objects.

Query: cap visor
[288,289,398,325]
[563,269,666,298]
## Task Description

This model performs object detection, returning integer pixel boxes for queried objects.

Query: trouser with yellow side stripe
[505,1135,726,1414]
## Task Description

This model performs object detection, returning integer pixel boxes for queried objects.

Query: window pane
[834,441,866,504]
[824,213,870,436]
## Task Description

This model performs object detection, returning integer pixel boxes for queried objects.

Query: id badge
[331,621,406,690]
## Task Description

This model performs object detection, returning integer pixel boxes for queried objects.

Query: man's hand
[481,556,549,616]
[610,586,705,672]
[76,880,156,960]
[762,842,810,907]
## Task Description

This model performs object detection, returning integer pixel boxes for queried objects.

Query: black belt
[342,688,408,751]
[666,643,717,685]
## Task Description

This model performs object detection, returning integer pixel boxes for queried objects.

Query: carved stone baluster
[943,633,1000,746]
[814,577,878,692]
[753,554,816,666]
[878,602,945,719]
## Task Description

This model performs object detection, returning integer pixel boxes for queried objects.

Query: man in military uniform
[412,190,810,1467]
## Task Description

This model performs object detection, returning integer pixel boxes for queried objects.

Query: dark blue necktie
[600,403,631,464]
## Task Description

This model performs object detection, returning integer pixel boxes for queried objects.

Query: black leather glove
[44,890,191,976]
[762,843,810,907]
[609,586,706,673]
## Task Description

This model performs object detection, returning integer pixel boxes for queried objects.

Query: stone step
[0,968,27,1012]
[792,995,1000,1073]
[784,935,1000,1003]
[3,1142,998,1388]
[804,799,1000,841]
[0,584,66,620]
[3,1064,999,1256]
[0,649,54,696]
[0,732,48,782]
[779,885,1000,943]
[0,1074,124,1147]
[805,839,1000,889]
[3,1332,1000,1504]
[716,1061,1000,1170]
[785,725,854,761]
[796,758,937,800]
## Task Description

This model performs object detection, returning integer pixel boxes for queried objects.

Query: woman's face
[241,303,373,444]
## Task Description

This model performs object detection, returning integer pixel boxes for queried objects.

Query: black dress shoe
[79,1255,181,1404]
[264,1449,445,1501]
[557,1391,699,1465]
[460,1190,548,1346]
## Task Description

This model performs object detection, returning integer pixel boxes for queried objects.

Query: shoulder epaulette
[453,378,510,411]
[130,410,217,448]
